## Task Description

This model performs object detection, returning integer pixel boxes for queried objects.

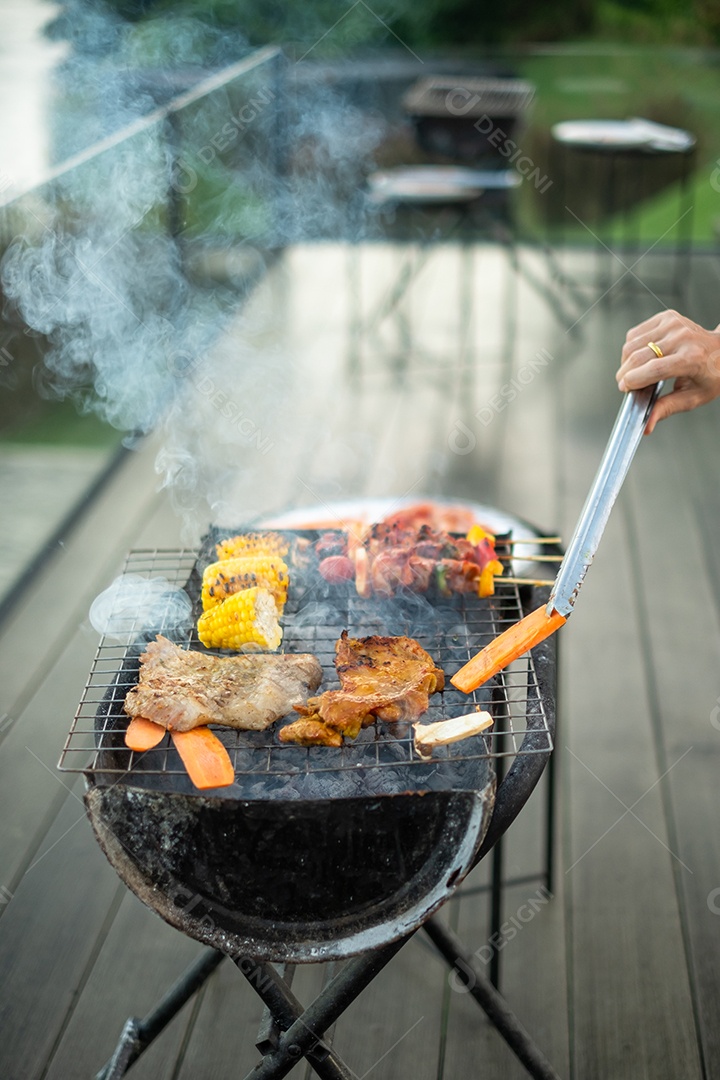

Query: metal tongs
[547,379,664,618]
[451,381,664,692]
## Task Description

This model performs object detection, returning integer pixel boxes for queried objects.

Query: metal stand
[551,120,697,308]
[94,916,561,1080]
[349,169,582,382]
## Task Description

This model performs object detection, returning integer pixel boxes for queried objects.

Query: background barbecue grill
[60,533,560,1077]
[402,76,536,165]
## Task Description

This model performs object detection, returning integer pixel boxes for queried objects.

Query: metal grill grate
[402,77,535,120]
[59,544,553,794]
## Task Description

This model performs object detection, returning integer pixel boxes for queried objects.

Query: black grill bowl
[84,775,494,962]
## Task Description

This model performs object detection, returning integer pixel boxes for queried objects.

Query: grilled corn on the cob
[197,587,282,651]
[216,531,289,562]
[201,556,289,611]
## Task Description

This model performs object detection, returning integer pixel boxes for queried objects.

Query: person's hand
[616,309,720,433]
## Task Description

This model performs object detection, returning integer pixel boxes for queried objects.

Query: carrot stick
[170,728,235,790]
[451,605,567,693]
[125,716,167,751]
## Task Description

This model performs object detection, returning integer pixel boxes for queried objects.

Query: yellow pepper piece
[478,559,504,598]
[466,524,496,545]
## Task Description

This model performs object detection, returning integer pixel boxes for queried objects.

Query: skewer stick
[505,536,562,545]
[497,553,563,563]
[499,576,553,587]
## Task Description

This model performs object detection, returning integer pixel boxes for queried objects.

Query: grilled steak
[280,632,444,744]
[124,635,323,733]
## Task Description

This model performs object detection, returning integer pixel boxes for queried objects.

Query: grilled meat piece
[124,635,323,733]
[282,632,444,743]
[278,717,343,747]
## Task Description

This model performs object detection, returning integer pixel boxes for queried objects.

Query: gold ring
[647,341,663,359]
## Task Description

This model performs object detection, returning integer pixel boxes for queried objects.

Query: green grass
[0,399,124,449]
[504,44,720,244]
[607,161,720,247]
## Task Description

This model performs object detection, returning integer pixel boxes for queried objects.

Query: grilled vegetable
[125,716,166,751]
[170,728,235,790]
[451,604,566,693]
[414,711,494,757]
[352,546,371,598]
[197,587,282,651]
[216,531,289,562]
[478,559,504,598]
[201,555,289,611]
[466,524,495,545]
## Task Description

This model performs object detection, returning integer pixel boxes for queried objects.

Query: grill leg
[255,963,296,1054]
[94,947,225,1080]
[234,955,358,1080]
[489,828,504,989]
[423,916,561,1080]
[239,936,409,1080]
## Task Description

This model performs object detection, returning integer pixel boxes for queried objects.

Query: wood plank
[330,934,447,1079]
[0,445,110,602]
[0,439,167,720]
[0,788,122,1080]
[0,444,180,895]
[557,304,703,1079]
[624,411,720,1077]
[177,959,326,1080]
[44,891,204,1080]
[442,876,569,1079]
[0,627,104,891]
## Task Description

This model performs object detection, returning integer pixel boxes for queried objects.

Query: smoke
[89,574,193,643]
[1,8,388,538]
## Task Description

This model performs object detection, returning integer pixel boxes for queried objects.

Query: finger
[618,336,668,376]
[617,351,669,390]
[621,309,693,359]
[623,313,665,345]
[645,385,705,433]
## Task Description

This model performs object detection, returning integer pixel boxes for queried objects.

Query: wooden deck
[1,239,720,1080]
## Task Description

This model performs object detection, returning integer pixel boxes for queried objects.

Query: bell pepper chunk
[478,559,504,598]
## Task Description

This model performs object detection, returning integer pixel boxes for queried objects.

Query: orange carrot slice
[170,728,235,790]
[451,605,567,693]
[125,716,167,751]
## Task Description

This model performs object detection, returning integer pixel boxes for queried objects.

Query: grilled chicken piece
[124,635,323,733]
[277,717,343,747]
[281,632,444,743]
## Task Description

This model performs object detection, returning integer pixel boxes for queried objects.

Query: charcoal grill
[60,531,560,1079]
[402,75,535,165]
